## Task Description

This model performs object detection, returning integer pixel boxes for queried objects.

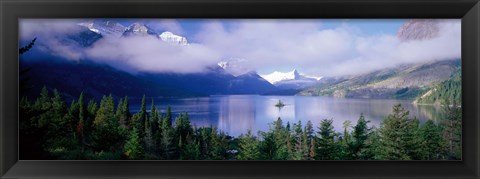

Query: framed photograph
[2,0,479,178]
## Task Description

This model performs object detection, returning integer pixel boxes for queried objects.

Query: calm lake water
[130,95,442,137]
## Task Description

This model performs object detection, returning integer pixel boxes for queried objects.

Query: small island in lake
[275,100,286,107]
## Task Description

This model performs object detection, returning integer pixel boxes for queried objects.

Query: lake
[130,95,442,137]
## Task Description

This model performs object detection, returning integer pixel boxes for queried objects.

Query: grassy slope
[298,60,460,100]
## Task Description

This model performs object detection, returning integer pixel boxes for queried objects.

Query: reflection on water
[131,95,442,137]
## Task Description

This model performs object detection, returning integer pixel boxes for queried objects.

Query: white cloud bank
[19,19,461,76]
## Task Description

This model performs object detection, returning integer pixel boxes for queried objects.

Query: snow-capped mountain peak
[260,69,299,84]
[159,31,188,45]
[260,69,322,85]
[122,23,158,37]
[217,58,251,76]
[78,20,126,36]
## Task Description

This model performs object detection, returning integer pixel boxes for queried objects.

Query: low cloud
[85,36,220,73]
[20,19,461,77]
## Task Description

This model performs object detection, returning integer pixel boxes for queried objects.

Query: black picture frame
[1,0,479,178]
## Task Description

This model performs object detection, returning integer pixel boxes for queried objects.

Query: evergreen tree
[115,98,125,127]
[160,126,175,159]
[77,92,86,140]
[237,130,259,160]
[121,96,131,128]
[419,120,444,160]
[378,104,420,160]
[342,120,352,144]
[19,38,36,55]
[272,118,289,160]
[124,127,144,160]
[258,131,277,160]
[315,119,339,160]
[166,105,173,127]
[348,113,371,160]
[208,127,228,160]
[92,95,122,152]
[440,99,462,160]
[181,137,201,160]
[136,95,147,137]
[291,121,307,160]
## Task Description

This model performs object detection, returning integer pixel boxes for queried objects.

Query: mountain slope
[298,60,460,99]
[414,68,461,105]
[227,71,278,94]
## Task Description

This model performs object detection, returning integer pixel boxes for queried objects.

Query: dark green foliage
[237,130,260,160]
[92,95,124,152]
[124,127,144,160]
[440,100,462,160]
[347,113,372,160]
[166,105,173,127]
[315,119,340,160]
[416,68,461,105]
[378,104,421,160]
[419,120,444,160]
[20,89,459,160]
[258,131,277,160]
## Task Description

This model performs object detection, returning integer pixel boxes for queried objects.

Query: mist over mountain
[122,23,158,37]
[19,19,461,101]
[78,20,126,36]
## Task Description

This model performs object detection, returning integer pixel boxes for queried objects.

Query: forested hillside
[414,68,461,105]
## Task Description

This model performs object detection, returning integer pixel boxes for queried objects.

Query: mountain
[20,57,188,101]
[63,26,103,47]
[159,31,188,45]
[414,68,461,105]
[20,52,279,100]
[122,23,158,37]
[397,19,440,41]
[260,69,322,90]
[217,58,251,76]
[298,59,460,99]
[78,20,126,36]
[227,71,278,94]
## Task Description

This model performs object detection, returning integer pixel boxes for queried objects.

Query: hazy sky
[19,19,461,77]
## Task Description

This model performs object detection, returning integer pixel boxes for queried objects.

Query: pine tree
[122,96,132,128]
[342,120,352,144]
[378,104,420,160]
[237,130,259,160]
[34,86,51,111]
[258,131,277,160]
[291,121,306,160]
[166,105,173,127]
[160,126,175,159]
[348,113,371,160]
[272,118,289,160]
[115,98,125,127]
[315,119,339,160]
[440,99,462,160]
[136,95,147,137]
[419,120,444,160]
[124,127,144,160]
[19,38,36,55]
[92,95,122,152]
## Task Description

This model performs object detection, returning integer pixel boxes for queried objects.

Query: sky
[19,19,461,77]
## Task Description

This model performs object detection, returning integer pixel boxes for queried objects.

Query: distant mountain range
[259,69,323,90]
[298,59,460,99]
[20,19,461,104]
